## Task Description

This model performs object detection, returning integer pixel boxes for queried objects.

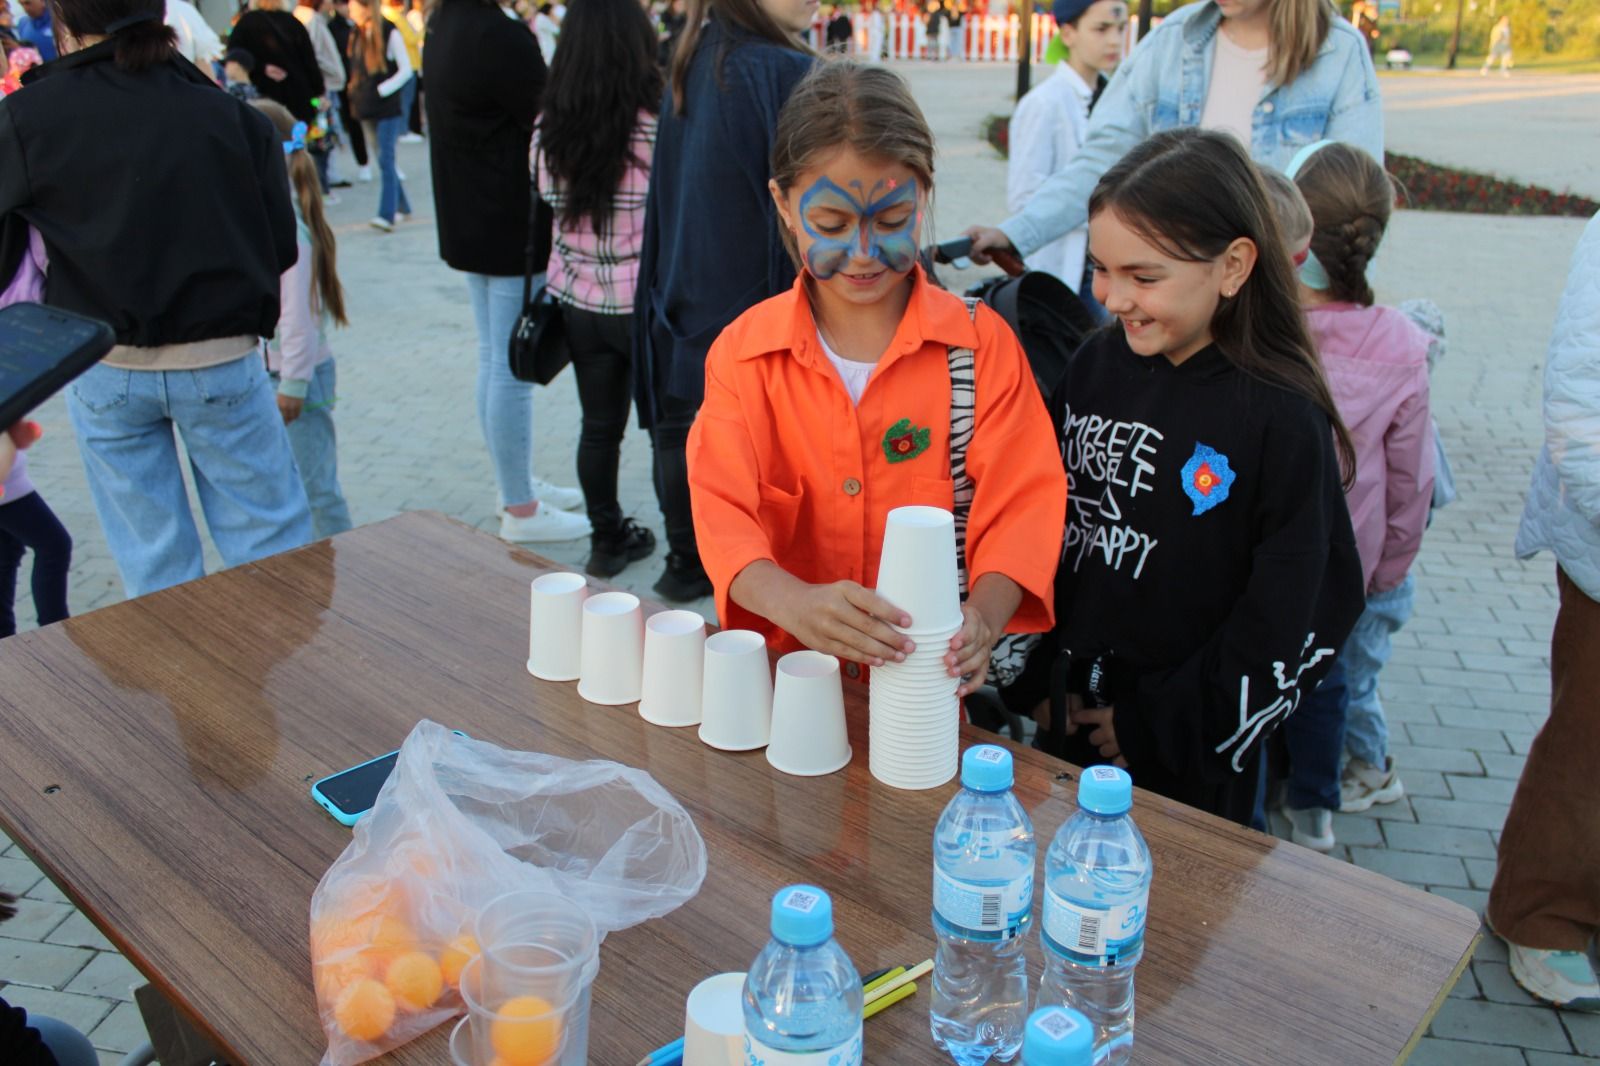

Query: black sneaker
[653,552,713,603]
[585,518,656,578]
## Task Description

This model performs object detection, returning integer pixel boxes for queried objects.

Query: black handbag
[508,179,569,386]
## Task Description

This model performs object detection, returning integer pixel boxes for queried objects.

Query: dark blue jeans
[0,491,71,637]
[1252,656,1348,827]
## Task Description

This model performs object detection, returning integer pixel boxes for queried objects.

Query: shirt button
[842,477,862,496]
[1261,101,1275,114]
[844,662,862,679]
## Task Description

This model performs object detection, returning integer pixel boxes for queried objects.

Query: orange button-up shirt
[687,269,1067,654]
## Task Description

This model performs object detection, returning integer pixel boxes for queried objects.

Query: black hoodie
[1009,328,1364,825]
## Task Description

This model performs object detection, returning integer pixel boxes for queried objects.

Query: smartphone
[311,731,469,826]
[0,303,116,429]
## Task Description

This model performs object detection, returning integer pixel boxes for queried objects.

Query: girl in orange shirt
[687,61,1066,695]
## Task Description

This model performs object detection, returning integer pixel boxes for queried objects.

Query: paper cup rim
[583,590,641,616]
[532,571,588,596]
[705,629,767,656]
[647,609,707,637]
[766,745,853,777]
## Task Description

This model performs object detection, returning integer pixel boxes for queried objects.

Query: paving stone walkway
[1,60,1597,1064]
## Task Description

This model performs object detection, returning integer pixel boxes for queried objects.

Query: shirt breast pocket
[909,476,956,512]
[757,481,804,558]
[1276,105,1331,150]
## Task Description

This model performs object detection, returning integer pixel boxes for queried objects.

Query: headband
[283,121,308,156]
[104,10,162,33]
[1283,139,1337,291]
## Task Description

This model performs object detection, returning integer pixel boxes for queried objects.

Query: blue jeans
[372,99,412,223]
[465,272,535,507]
[1284,656,1348,811]
[275,360,353,540]
[68,355,313,598]
[399,75,418,134]
[1343,574,1416,767]
[29,1015,99,1066]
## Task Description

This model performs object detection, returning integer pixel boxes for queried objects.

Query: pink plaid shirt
[532,111,656,315]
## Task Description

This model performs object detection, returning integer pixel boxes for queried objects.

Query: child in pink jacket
[1269,142,1435,850]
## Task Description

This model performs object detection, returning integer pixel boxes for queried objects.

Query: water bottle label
[744,1026,863,1066]
[1041,886,1148,965]
[933,867,1032,940]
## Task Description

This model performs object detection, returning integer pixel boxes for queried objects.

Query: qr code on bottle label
[974,747,1005,764]
[784,889,821,914]
[1091,766,1121,781]
[1037,1008,1083,1040]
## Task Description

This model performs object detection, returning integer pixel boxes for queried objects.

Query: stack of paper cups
[868,506,962,790]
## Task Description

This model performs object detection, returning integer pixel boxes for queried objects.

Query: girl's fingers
[843,584,913,631]
[829,616,905,665]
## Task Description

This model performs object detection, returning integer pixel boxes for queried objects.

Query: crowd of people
[0,0,1597,1058]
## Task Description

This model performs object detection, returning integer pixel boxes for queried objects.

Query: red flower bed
[1384,153,1598,218]
[982,115,1598,219]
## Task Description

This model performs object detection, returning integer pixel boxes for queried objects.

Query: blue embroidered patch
[1180,443,1236,515]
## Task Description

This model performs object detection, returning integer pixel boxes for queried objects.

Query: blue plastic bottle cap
[770,884,834,947]
[961,744,1013,792]
[1077,764,1133,815]
[1023,1005,1095,1064]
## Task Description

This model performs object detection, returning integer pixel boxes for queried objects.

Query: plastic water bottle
[1037,765,1152,1066]
[1021,1006,1095,1066]
[743,884,864,1065]
[930,744,1036,1064]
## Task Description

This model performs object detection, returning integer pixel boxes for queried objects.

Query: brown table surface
[0,512,1479,1065]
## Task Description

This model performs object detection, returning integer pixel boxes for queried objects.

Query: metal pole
[1017,0,1035,99]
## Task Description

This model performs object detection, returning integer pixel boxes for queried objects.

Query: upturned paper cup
[683,972,747,1066]
[699,629,773,751]
[577,591,644,705]
[766,651,851,777]
[874,506,963,633]
[639,610,707,727]
[527,572,589,682]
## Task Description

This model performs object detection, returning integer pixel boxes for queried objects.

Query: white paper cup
[527,572,589,682]
[767,651,852,777]
[639,610,707,727]
[699,629,773,751]
[874,506,963,633]
[577,591,645,705]
[683,972,747,1066]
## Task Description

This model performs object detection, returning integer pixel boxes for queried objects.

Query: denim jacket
[1000,0,1383,257]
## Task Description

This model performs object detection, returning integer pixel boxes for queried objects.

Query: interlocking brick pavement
[1,60,1596,1063]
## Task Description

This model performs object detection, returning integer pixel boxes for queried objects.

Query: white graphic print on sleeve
[1213,633,1336,772]
[1060,404,1164,579]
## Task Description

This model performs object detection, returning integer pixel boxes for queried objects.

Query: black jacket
[633,16,812,425]
[1,996,58,1066]
[228,9,324,121]
[1010,329,1364,825]
[0,42,296,348]
[423,0,549,277]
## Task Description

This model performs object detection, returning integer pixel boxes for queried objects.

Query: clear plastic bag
[310,719,707,1064]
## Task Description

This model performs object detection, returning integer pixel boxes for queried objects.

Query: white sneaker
[357,165,373,183]
[323,191,341,206]
[499,506,592,544]
[395,212,410,224]
[531,477,584,512]
[398,131,424,144]
[396,167,407,181]
[1339,756,1405,813]
[368,216,394,233]
[1285,806,1335,852]
[1504,941,1600,1011]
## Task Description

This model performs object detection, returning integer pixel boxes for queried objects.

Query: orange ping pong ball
[334,978,396,1042]
[440,934,480,988]
[491,995,562,1066]
[385,951,444,1011]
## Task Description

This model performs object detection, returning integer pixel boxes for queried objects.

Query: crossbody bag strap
[947,296,980,599]
[523,150,543,309]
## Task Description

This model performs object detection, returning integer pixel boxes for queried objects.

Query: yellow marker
[862,966,906,997]
[862,980,917,1020]
[863,958,933,1007]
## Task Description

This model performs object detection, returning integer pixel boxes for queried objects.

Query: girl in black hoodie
[1008,129,1364,826]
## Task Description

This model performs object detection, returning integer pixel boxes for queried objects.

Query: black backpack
[964,271,1101,402]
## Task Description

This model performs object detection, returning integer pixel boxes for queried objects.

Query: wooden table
[0,512,1479,1064]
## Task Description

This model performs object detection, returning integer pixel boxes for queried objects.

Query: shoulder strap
[948,296,980,597]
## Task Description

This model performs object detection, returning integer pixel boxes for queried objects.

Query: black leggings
[564,307,636,539]
[0,492,71,637]
[341,89,368,166]
[650,389,700,563]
